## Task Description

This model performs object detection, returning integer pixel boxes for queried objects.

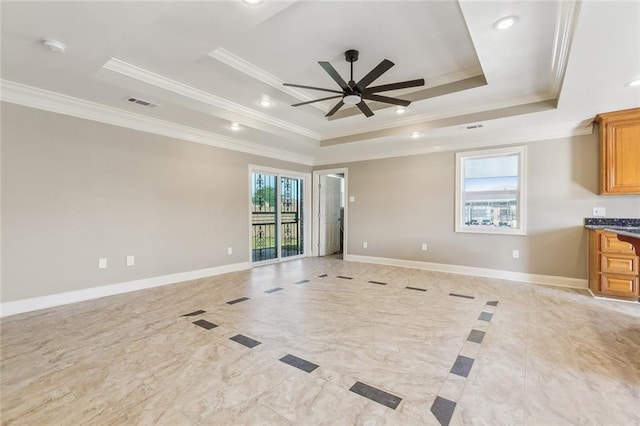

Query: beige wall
[3,102,639,303]
[331,134,639,280]
[1,103,310,302]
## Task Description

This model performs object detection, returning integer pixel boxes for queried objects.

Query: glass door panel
[280,177,303,258]
[251,172,277,262]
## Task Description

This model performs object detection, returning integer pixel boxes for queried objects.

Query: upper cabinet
[595,107,640,195]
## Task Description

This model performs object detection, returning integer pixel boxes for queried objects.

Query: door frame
[248,165,311,265]
[312,167,348,258]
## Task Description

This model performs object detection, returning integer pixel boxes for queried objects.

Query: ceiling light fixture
[394,107,406,114]
[241,0,263,5]
[343,94,362,105]
[258,98,272,107]
[229,122,241,131]
[626,79,640,87]
[42,39,66,53]
[493,16,518,30]
[410,131,421,139]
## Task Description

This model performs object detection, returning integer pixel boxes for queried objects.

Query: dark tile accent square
[279,354,319,373]
[450,355,474,378]
[227,297,250,305]
[294,279,310,285]
[229,334,261,349]
[478,312,493,322]
[181,310,205,317]
[368,280,387,285]
[486,300,499,306]
[431,396,457,426]
[265,287,283,294]
[337,275,353,280]
[192,319,218,330]
[318,274,328,277]
[406,286,427,292]
[349,381,402,410]
[449,293,474,299]
[467,329,485,344]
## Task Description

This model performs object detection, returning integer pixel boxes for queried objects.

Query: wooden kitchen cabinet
[589,229,639,301]
[595,107,640,195]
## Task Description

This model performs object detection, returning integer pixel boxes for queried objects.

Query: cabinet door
[600,275,639,298]
[598,109,640,194]
[600,232,636,253]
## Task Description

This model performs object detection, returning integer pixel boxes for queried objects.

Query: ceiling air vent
[127,97,158,108]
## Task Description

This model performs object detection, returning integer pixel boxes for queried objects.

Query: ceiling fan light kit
[283,49,425,118]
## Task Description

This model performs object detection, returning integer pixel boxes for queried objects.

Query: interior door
[319,174,341,256]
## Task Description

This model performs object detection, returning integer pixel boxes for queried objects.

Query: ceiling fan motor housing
[345,49,359,63]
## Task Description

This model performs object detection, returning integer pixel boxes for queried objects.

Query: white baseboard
[0,262,250,318]
[344,254,588,289]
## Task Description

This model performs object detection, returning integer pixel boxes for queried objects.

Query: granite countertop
[584,218,640,239]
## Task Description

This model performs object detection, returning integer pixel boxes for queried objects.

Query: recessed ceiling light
[42,39,66,53]
[229,122,241,131]
[394,107,406,114]
[410,131,421,139]
[258,98,272,107]
[626,79,640,87]
[493,16,518,30]
[241,0,263,5]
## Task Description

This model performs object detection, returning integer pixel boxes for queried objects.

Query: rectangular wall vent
[466,124,484,130]
[127,97,158,108]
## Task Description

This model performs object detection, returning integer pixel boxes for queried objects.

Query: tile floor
[1,257,639,425]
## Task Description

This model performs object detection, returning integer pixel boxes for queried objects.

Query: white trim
[103,58,321,141]
[345,254,588,289]
[0,262,250,318]
[587,289,640,304]
[550,0,580,97]
[209,48,328,113]
[0,80,314,166]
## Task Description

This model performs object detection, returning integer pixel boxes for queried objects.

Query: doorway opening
[313,168,347,259]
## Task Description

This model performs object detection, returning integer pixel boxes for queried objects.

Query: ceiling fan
[283,49,425,118]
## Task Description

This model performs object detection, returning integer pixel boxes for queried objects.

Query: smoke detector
[42,39,66,54]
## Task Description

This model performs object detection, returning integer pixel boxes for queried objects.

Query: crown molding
[102,58,321,141]
[320,93,555,141]
[549,0,580,98]
[208,47,329,112]
[0,79,314,166]
[314,120,593,165]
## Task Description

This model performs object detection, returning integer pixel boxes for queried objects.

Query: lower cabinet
[589,230,640,301]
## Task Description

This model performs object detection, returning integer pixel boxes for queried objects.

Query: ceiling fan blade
[356,100,374,117]
[318,61,349,91]
[283,83,344,94]
[355,59,394,91]
[365,78,425,94]
[292,95,342,107]
[326,100,345,117]
[362,93,411,107]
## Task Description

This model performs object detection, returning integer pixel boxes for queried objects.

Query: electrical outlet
[593,207,606,217]
[512,249,519,259]
[363,241,368,248]
[98,258,107,269]
[227,247,233,255]
[126,255,135,266]
[349,196,355,202]
[421,243,428,251]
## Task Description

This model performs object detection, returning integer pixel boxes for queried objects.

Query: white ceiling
[1,0,639,165]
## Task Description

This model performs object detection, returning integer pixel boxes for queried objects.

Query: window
[455,146,526,235]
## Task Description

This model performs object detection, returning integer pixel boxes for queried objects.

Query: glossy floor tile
[1,257,639,425]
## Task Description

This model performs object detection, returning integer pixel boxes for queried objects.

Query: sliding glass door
[251,170,305,263]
